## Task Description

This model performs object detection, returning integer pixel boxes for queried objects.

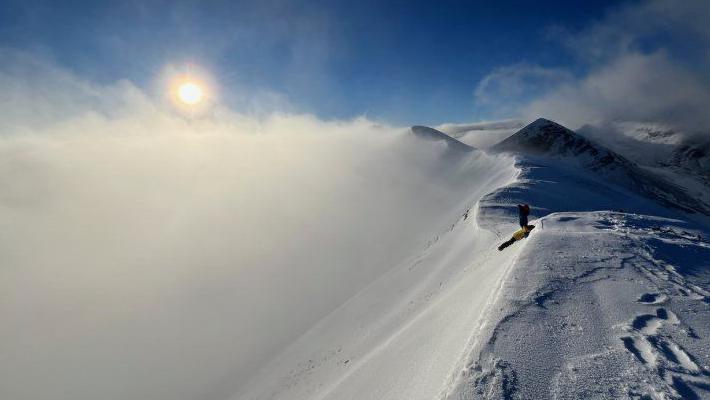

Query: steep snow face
[448,212,710,400]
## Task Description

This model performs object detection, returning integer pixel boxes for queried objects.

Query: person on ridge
[498,204,535,251]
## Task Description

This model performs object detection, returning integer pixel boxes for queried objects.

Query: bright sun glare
[177,82,204,105]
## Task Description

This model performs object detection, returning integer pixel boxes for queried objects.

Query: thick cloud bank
[0,55,481,399]
[475,0,710,136]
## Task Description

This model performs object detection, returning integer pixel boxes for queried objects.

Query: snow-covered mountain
[491,118,629,168]
[237,118,709,400]
[491,118,710,219]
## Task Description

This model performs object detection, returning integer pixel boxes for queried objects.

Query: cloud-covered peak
[410,125,474,152]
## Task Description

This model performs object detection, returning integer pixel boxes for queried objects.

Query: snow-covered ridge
[445,118,710,398]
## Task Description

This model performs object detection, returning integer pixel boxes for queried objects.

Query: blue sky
[2,0,708,127]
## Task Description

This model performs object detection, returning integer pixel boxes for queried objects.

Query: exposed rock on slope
[668,141,710,179]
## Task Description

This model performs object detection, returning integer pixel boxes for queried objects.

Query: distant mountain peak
[528,117,563,128]
[491,117,627,169]
[495,118,584,152]
[410,125,474,152]
[514,118,570,136]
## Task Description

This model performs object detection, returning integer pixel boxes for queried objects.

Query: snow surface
[448,212,710,399]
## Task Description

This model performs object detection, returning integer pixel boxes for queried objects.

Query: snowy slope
[236,148,519,400]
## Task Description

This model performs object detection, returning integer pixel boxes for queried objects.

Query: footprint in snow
[621,306,709,398]
[637,292,668,305]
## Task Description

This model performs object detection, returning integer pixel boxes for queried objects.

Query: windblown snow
[2,116,708,400]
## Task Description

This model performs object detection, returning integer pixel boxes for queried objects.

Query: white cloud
[473,63,573,118]
[474,0,710,135]
[524,50,710,131]
[0,53,479,400]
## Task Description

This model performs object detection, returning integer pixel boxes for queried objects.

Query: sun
[177,82,204,105]
[165,66,215,111]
